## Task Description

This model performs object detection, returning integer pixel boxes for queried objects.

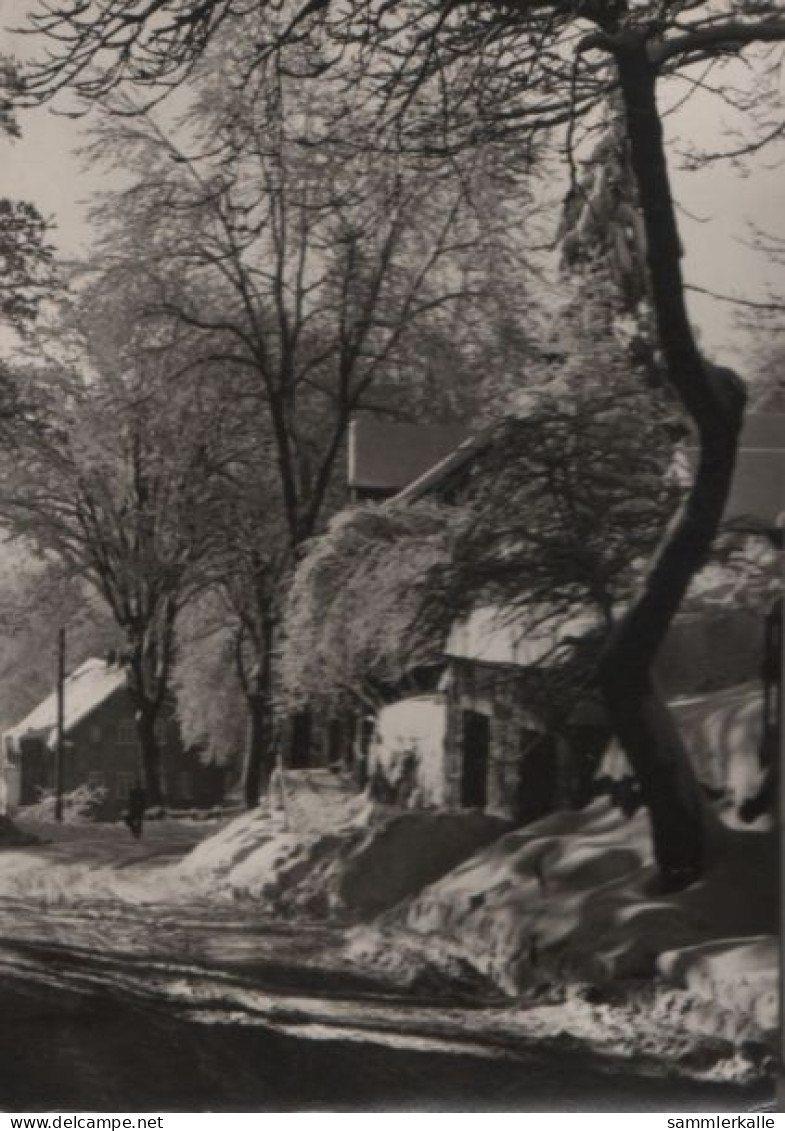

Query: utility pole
[54,626,65,822]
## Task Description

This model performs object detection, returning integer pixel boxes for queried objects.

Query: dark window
[460,710,490,809]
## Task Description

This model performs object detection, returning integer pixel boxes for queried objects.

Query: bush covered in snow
[21,782,109,824]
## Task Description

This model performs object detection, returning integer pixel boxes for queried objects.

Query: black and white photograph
[0,0,783,1115]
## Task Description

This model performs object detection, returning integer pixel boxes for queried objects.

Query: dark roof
[348,418,471,493]
[348,409,783,531]
[688,413,785,527]
[398,411,785,526]
[725,450,784,525]
[394,427,496,502]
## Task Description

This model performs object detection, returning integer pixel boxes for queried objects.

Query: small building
[2,658,225,817]
[362,412,784,823]
[368,607,608,823]
[441,607,608,821]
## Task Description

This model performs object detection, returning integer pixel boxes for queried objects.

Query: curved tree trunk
[599,40,746,888]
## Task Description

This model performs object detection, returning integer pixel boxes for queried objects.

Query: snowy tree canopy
[282,501,468,710]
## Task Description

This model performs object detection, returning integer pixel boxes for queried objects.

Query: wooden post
[54,626,65,822]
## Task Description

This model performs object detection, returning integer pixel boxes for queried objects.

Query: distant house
[2,658,225,817]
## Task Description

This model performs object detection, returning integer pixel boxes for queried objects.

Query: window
[154,718,168,746]
[89,724,102,743]
[117,720,136,747]
[116,772,134,801]
[87,771,106,791]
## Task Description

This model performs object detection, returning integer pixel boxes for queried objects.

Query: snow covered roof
[4,658,128,753]
[445,605,599,667]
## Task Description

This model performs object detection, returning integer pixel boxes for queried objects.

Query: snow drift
[349,798,775,1020]
[176,799,509,919]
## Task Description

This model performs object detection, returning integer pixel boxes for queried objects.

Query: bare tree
[76,26,525,803]
[84,47,512,546]
[0,275,231,805]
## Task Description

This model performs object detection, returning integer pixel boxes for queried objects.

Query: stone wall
[443,659,574,822]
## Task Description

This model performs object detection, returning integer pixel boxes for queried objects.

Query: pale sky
[1,0,783,372]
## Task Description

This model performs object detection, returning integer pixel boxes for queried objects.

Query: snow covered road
[0,901,772,1112]
[0,816,773,1112]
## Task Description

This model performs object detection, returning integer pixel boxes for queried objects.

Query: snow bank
[175,805,279,880]
[659,935,777,1038]
[158,764,507,916]
[223,829,354,913]
[349,799,776,1000]
[331,811,509,918]
[0,774,509,917]
[673,684,765,820]
[598,684,767,827]
[178,806,509,919]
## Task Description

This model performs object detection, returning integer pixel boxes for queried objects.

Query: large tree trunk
[135,701,165,808]
[599,41,747,888]
[242,648,275,809]
[126,648,165,808]
[242,690,266,809]
[240,616,276,808]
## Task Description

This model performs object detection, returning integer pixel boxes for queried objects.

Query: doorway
[515,728,558,826]
[460,710,490,809]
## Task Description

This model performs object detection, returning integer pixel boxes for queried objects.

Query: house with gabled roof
[358,411,784,823]
[2,657,225,817]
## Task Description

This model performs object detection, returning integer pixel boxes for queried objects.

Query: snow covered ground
[0,808,220,903]
[0,746,777,1084]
